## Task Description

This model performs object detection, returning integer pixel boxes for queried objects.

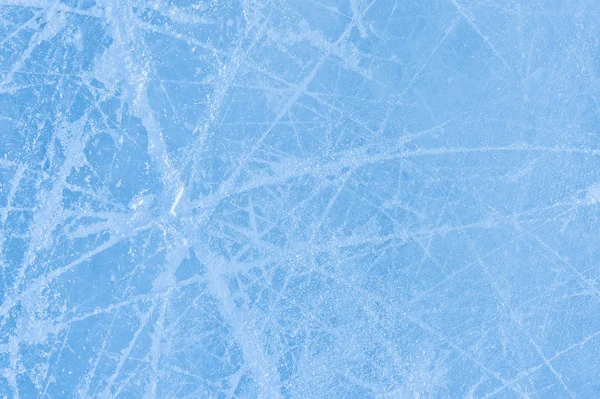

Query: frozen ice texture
[1,0,600,397]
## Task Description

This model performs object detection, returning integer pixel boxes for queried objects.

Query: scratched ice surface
[2,0,600,398]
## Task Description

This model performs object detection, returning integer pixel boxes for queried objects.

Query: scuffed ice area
[1,0,600,397]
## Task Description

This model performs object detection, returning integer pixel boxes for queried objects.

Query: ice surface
[1,0,600,397]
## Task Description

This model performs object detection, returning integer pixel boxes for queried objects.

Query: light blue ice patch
[1,0,600,398]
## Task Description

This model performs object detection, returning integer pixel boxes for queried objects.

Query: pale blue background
[1,0,600,397]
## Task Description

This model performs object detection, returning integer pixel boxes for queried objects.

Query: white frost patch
[170,186,185,216]
[584,183,600,205]
[129,194,145,211]
[152,270,176,293]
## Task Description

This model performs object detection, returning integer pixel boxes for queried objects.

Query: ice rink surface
[1,0,600,397]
